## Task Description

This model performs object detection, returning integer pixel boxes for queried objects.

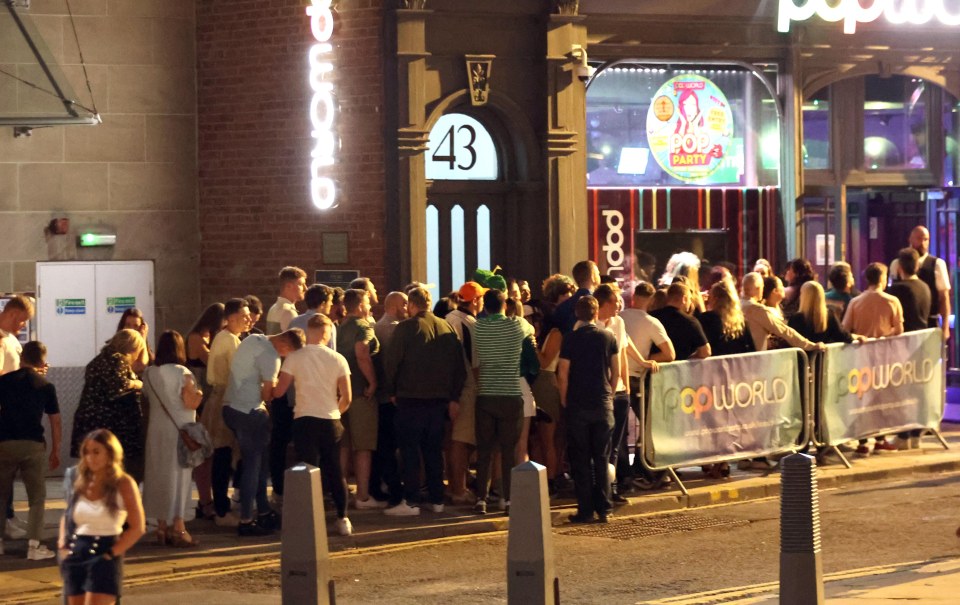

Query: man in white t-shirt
[274,313,353,536]
[0,296,32,377]
[266,266,307,335]
[264,266,307,508]
[0,295,34,540]
[617,283,675,490]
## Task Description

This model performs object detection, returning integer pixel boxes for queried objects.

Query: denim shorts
[60,534,123,597]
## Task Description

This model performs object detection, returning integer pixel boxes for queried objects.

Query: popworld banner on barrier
[646,349,804,468]
[819,329,943,445]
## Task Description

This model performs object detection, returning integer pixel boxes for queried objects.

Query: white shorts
[521,378,536,418]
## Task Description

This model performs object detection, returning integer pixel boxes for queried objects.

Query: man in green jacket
[383,287,466,516]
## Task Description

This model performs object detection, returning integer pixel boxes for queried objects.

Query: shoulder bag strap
[144,370,181,432]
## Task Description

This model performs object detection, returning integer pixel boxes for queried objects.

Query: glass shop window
[802,87,830,170]
[585,63,780,189]
[863,75,928,171]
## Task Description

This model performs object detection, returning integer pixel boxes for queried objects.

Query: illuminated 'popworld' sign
[307,0,337,210]
[778,0,960,34]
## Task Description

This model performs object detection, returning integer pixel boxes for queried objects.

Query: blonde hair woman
[70,330,148,482]
[59,429,145,605]
[698,282,755,356]
[787,281,860,344]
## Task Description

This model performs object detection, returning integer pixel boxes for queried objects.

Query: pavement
[3,425,960,604]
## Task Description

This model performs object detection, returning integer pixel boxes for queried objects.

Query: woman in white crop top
[59,429,145,605]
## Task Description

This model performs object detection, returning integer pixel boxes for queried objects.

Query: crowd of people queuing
[0,224,949,599]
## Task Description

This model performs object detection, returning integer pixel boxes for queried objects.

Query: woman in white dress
[142,331,203,547]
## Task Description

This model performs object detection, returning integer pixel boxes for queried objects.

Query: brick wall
[197,0,388,309]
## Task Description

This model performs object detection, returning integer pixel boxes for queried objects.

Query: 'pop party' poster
[647,74,734,183]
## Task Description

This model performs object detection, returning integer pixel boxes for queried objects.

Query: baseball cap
[458,281,488,302]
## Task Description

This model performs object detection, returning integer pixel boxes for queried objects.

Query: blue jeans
[223,405,271,520]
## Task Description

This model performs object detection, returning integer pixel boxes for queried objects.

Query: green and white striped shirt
[472,313,525,396]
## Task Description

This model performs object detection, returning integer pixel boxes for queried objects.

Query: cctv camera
[576,64,596,83]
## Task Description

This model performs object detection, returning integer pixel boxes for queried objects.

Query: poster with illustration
[646,74,734,183]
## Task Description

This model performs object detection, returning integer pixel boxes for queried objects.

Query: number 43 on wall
[425,113,498,181]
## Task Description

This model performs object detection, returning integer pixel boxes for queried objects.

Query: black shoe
[612,492,629,504]
[597,513,609,524]
[238,520,274,537]
[567,513,595,524]
[257,510,281,531]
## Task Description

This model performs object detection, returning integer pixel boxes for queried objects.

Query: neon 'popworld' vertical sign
[307,0,337,210]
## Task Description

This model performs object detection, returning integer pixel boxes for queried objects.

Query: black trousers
[212,446,233,517]
[609,392,631,482]
[369,402,402,505]
[566,407,614,517]
[395,398,447,506]
[292,416,348,518]
[269,395,294,496]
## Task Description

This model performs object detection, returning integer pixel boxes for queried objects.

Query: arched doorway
[422,103,540,299]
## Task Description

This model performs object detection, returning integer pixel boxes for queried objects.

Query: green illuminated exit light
[78,233,116,247]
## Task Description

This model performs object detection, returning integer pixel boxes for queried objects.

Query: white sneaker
[214,511,241,528]
[4,519,26,540]
[27,542,55,561]
[383,501,420,516]
[427,503,444,513]
[910,435,922,449]
[354,497,388,510]
[335,517,353,536]
[498,499,510,512]
[894,436,911,451]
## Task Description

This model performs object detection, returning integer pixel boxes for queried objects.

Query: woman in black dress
[699,282,755,356]
[787,281,863,345]
[70,330,147,480]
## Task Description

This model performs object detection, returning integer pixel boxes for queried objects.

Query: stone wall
[0,0,200,334]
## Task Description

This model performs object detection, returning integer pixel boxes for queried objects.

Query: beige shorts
[342,394,378,451]
[451,370,477,446]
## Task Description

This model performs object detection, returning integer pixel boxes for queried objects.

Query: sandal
[167,529,200,548]
[155,527,168,546]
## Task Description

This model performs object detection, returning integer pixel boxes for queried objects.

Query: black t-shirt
[887,279,931,332]
[0,368,60,443]
[698,311,755,356]
[651,306,709,360]
[559,324,618,413]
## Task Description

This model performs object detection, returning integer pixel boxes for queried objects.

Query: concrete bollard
[281,464,335,605]
[779,453,824,605]
[507,461,558,605]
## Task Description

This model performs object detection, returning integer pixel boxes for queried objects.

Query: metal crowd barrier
[811,328,949,467]
[637,348,811,495]
[635,329,949,494]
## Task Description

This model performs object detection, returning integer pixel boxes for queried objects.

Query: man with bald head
[889,225,951,340]
[741,272,823,352]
